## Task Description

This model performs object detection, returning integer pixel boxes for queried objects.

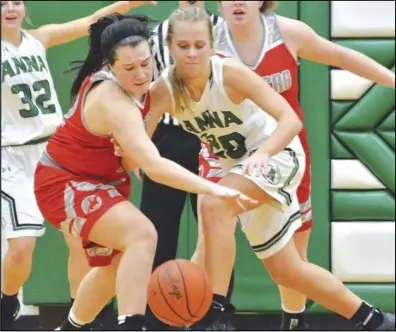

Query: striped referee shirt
[151,12,223,126]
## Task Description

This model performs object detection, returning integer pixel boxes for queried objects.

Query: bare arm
[112,80,172,172]
[28,1,156,50]
[279,16,395,89]
[145,79,172,138]
[224,59,303,157]
[91,81,220,196]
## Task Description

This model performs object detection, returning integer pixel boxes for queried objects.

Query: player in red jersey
[193,1,395,330]
[34,14,255,331]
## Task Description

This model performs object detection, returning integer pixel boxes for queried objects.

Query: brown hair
[21,2,34,27]
[166,7,214,114]
[260,1,277,13]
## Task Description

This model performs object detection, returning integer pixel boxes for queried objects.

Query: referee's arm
[151,24,163,81]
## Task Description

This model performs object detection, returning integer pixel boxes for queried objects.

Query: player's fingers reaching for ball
[211,185,258,211]
[127,1,157,9]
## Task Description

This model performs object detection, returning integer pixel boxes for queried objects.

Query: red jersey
[35,67,151,266]
[46,66,150,185]
[215,12,308,151]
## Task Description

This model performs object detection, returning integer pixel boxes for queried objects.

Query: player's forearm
[90,2,134,23]
[339,48,395,89]
[258,114,302,157]
[144,157,218,196]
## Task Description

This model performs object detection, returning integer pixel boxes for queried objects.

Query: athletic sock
[281,308,305,330]
[118,315,147,330]
[351,301,384,330]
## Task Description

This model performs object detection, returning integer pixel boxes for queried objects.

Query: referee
[142,1,235,330]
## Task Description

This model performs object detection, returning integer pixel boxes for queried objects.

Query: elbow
[283,112,303,137]
[333,48,354,70]
[294,116,303,135]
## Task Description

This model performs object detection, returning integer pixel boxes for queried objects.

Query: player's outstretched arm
[278,16,395,90]
[93,80,256,206]
[28,1,157,50]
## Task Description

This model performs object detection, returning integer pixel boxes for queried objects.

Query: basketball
[147,259,213,327]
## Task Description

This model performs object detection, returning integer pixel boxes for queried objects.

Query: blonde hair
[166,7,214,114]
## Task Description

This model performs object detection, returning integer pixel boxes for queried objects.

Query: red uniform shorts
[34,162,131,267]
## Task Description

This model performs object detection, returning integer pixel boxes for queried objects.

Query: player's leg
[261,233,394,331]
[228,149,393,331]
[278,228,311,331]
[192,147,236,304]
[1,145,45,330]
[1,234,37,330]
[190,194,205,268]
[59,252,120,330]
[63,233,91,302]
[58,199,157,331]
[191,195,237,315]
[278,176,312,330]
[63,233,116,330]
[34,163,158,331]
[191,145,223,269]
[197,171,278,329]
[202,175,394,330]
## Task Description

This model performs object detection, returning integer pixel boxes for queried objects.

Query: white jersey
[161,56,303,171]
[1,31,63,146]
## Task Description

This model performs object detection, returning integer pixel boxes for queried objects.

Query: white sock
[118,315,129,325]
[282,304,306,314]
[68,309,91,327]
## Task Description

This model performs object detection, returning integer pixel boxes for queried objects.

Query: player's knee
[121,219,157,255]
[298,250,308,263]
[7,237,36,266]
[200,196,231,231]
[193,236,205,265]
[268,263,301,289]
[195,234,205,253]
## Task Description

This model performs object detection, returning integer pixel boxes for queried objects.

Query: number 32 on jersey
[11,79,56,118]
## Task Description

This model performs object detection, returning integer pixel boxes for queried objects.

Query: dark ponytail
[65,13,155,102]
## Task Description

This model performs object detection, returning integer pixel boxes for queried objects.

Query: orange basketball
[147,259,213,327]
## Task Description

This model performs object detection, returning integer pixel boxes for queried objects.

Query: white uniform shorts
[1,143,47,239]
[228,147,306,259]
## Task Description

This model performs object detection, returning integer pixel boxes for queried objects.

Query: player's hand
[109,133,125,157]
[242,150,269,177]
[209,184,258,211]
[114,1,157,14]
[127,1,157,9]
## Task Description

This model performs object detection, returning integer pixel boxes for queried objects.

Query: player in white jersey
[113,7,395,330]
[1,1,157,330]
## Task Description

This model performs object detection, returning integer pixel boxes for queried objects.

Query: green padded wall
[323,0,395,313]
